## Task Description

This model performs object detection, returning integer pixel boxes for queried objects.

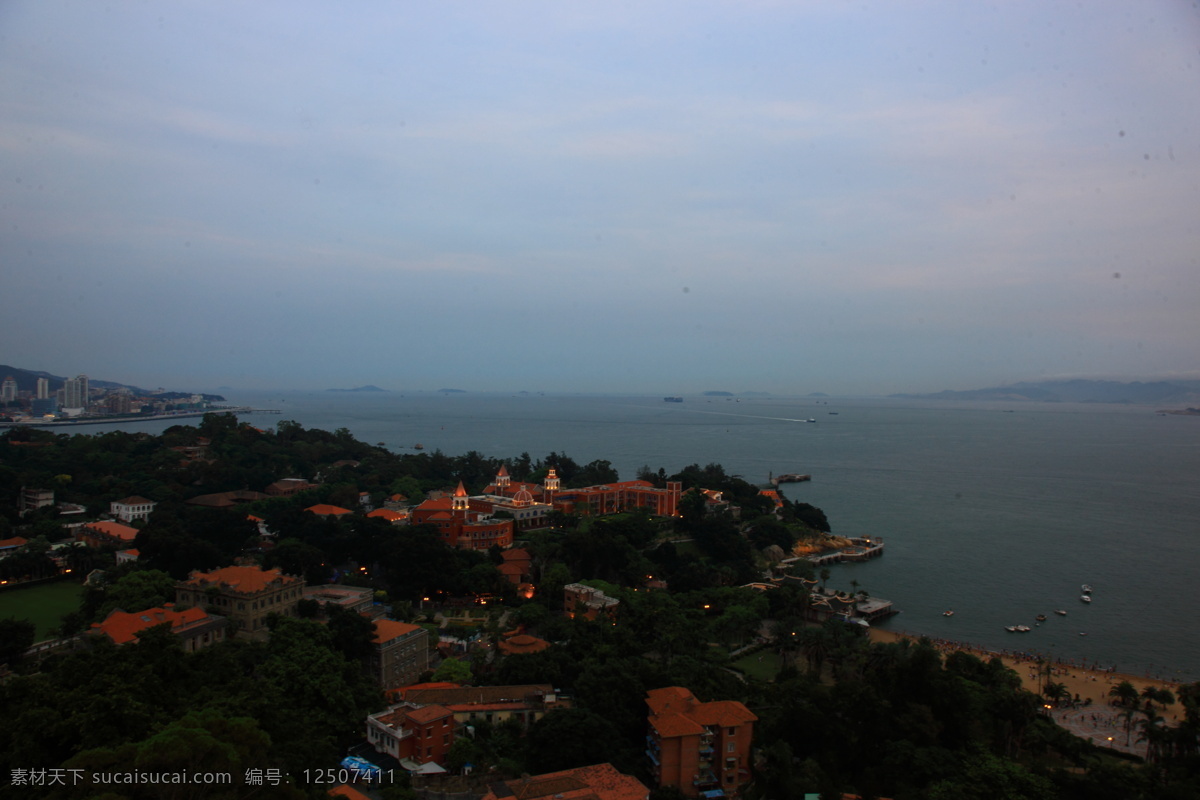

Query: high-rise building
[63,374,89,410]
[0,376,17,403]
[36,377,50,399]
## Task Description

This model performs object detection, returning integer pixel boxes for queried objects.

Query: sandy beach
[868,628,1186,756]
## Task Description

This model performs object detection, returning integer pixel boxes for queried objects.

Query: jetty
[769,472,811,486]
[789,537,885,566]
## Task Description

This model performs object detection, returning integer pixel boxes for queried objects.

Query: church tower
[452,481,469,514]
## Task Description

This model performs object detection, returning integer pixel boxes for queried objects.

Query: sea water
[74,391,1200,681]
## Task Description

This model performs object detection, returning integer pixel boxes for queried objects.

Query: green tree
[96,569,178,619]
[433,658,473,684]
[526,708,622,773]
[0,618,36,665]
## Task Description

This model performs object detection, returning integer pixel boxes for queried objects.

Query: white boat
[943,610,954,617]
[1016,625,1031,632]
[1005,626,1018,632]
[1080,595,1092,603]
[1081,584,1093,594]
[1054,609,1067,616]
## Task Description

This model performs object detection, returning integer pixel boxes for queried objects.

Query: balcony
[692,771,717,787]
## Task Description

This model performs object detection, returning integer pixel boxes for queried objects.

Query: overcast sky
[2,2,1198,395]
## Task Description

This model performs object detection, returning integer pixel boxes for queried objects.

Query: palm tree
[1122,706,1139,747]
[1110,680,1138,708]
[819,567,830,591]
[798,626,829,677]
[1043,682,1069,708]
[1137,711,1168,762]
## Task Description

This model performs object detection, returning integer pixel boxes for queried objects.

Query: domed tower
[513,484,534,507]
[495,465,511,490]
[544,467,560,493]
[452,481,469,514]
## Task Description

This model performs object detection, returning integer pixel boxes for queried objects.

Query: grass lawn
[733,649,785,682]
[0,581,85,640]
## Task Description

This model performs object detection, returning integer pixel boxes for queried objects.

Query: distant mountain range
[0,365,223,401]
[892,379,1200,405]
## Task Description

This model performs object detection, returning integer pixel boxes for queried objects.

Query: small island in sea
[326,385,386,393]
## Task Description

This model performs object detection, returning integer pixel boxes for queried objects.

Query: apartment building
[645,686,757,798]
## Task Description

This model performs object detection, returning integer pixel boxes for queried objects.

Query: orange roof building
[175,565,304,640]
[646,687,757,798]
[370,619,431,690]
[78,520,138,549]
[327,785,373,800]
[497,633,551,657]
[90,604,227,651]
[305,504,354,517]
[411,482,514,551]
[0,536,29,552]
[481,763,649,800]
[367,508,408,524]
[395,683,566,729]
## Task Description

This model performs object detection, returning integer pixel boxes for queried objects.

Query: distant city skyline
[2,2,1198,395]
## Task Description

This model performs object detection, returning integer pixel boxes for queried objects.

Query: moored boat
[1080,595,1091,603]
[1054,609,1067,616]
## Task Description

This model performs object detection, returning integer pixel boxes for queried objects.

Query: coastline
[0,407,266,428]
[868,627,1184,726]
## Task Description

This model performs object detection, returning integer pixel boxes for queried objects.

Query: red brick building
[481,466,683,519]
[366,701,455,767]
[77,520,138,549]
[646,686,757,798]
[411,482,514,551]
[552,479,682,518]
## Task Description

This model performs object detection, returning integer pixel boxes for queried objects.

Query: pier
[791,537,885,566]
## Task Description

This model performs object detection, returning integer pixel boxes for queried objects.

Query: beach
[869,627,1185,756]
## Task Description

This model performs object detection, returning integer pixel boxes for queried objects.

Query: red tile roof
[373,618,422,645]
[0,536,28,550]
[367,508,407,522]
[92,605,217,644]
[83,520,138,542]
[305,504,353,516]
[498,634,551,656]
[114,495,154,505]
[647,686,756,739]
[327,785,373,800]
[180,565,301,595]
[399,684,555,707]
[482,763,647,800]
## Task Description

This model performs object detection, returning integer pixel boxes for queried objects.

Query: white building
[110,496,157,523]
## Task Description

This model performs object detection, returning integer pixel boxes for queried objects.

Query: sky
[2,1,1198,395]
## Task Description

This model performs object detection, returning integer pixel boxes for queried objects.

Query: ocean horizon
[72,390,1200,683]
